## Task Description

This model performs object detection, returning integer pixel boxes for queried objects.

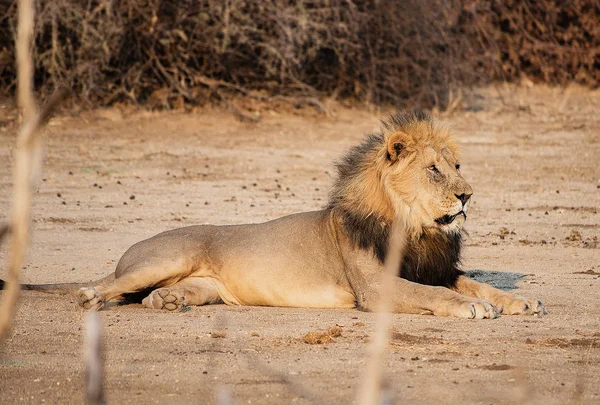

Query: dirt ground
[0,85,599,404]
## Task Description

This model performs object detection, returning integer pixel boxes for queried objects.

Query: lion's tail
[0,227,115,295]
[0,274,115,295]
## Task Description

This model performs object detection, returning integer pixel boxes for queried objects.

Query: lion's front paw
[499,297,546,316]
[456,299,500,319]
[142,288,187,311]
[77,287,105,311]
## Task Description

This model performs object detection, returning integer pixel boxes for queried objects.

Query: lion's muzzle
[435,211,466,226]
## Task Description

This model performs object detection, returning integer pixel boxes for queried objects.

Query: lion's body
[117,211,356,309]
[4,110,545,318]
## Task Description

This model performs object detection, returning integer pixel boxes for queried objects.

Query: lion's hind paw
[77,287,105,311]
[142,288,187,311]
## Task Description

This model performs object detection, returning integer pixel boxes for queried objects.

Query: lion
[1,110,545,319]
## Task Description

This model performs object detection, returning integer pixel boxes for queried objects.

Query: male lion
[1,110,545,319]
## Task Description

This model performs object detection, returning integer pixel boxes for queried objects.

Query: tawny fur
[0,110,545,319]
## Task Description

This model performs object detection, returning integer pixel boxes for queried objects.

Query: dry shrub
[467,0,600,87]
[0,1,598,109]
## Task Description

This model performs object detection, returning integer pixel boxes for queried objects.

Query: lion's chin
[434,211,466,226]
[433,211,466,232]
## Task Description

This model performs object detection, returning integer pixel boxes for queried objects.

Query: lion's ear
[387,132,407,161]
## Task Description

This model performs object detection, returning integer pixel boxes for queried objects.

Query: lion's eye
[455,163,460,170]
[428,165,440,174]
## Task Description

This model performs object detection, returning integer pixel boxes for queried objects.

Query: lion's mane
[328,109,463,287]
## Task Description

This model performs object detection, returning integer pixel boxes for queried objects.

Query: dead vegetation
[301,325,343,345]
[0,1,598,110]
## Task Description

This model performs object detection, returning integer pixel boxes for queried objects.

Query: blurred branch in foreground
[357,221,407,405]
[0,0,69,342]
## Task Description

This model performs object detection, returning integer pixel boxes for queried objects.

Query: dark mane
[327,109,463,288]
[332,207,463,287]
[380,108,432,133]
[327,133,384,208]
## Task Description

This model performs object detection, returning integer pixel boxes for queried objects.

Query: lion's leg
[142,277,222,311]
[77,260,192,310]
[452,275,546,316]
[362,277,500,319]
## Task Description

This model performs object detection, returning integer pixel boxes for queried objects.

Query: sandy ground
[0,86,599,404]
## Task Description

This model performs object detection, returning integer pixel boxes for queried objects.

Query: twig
[216,387,234,405]
[16,0,35,124]
[84,312,106,405]
[229,102,261,123]
[292,97,328,114]
[557,83,574,114]
[0,0,37,343]
[0,224,9,245]
[357,221,406,405]
[249,356,323,405]
[0,0,68,342]
[38,86,70,126]
[572,339,595,405]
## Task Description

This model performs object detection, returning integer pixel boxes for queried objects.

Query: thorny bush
[0,0,598,109]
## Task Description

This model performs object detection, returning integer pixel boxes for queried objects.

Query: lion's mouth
[435,211,466,226]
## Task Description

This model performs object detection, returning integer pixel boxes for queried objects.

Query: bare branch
[16,0,35,122]
[0,0,68,342]
[0,224,9,245]
[357,221,407,405]
[84,312,106,405]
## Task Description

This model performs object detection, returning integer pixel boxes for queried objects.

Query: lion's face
[384,126,473,234]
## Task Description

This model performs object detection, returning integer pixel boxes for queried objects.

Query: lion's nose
[456,193,472,206]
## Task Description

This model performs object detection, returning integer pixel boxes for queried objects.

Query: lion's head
[329,109,472,238]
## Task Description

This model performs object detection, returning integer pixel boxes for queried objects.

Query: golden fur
[2,110,545,319]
